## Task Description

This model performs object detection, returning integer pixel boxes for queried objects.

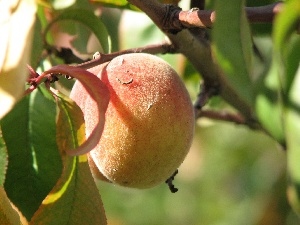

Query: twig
[197,109,246,125]
[197,109,278,141]
[25,65,60,95]
[24,42,176,94]
[76,42,175,70]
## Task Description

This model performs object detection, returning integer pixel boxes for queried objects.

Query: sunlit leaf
[0,0,36,119]
[212,0,254,106]
[44,9,111,53]
[0,187,25,225]
[1,88,62,220]
[30,92,107,225]
[52,0,76,9]
[55,92,86,151]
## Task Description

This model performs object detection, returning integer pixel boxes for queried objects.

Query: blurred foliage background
[1,0,300,224]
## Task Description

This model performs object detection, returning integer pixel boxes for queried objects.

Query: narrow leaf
[212,0,253,106]
[255,62,285,144]
[44,9,111,53]
[273,0,300,52]
[273,0,300,94]
[41,65,110,155]
[285,68,300,215]
[1,88,62,220]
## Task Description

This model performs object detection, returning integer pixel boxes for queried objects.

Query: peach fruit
[70,53,195,188]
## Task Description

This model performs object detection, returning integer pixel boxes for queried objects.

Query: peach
[70,53,194,188]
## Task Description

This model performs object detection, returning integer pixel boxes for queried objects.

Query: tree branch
[127,1,283,32]
[127,0,258,118]
[178,1,283,29]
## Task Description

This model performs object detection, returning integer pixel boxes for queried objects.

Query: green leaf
[212,0,254,106]
[273,0,300,214]
[90,0,139,11]
[1,88,62,220]
[0,130,8,187]
[256,0,300,146]
[285,38,300,94]
[0,187,24,225]
[273,0,300,95]
[255,62,285,144]
[285,68,300,215]
[273,0,300,52]
[30,156,107,225]
[30,92,107,225]
[45,8,111,53]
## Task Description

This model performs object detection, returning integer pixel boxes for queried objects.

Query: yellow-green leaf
[55,92,86,151]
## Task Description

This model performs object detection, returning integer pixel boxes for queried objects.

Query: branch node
[194,82,219,110]
[162,4,184,34]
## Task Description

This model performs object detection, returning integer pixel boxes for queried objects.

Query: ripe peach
[70,53,195,188]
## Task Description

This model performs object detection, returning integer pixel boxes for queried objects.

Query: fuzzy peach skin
[70,53,195,189]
